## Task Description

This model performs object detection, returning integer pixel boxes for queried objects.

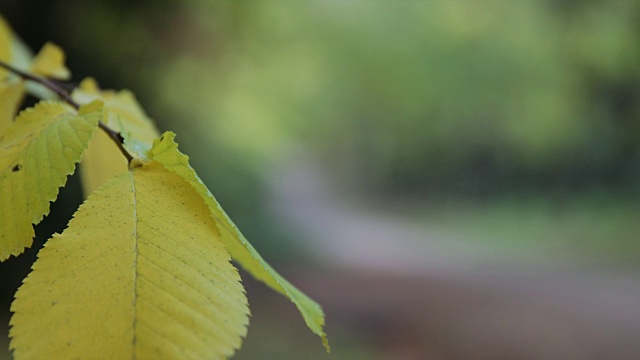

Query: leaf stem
[98,122,134,163]
[0,59,134,163]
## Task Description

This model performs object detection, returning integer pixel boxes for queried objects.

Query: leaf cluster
[0,15,327,359]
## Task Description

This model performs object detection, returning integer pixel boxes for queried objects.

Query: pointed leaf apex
[148,133,329,349]
[30,42,71,80]
[78,77,100,92]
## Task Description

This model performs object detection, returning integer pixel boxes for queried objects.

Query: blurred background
[2,1,640,359]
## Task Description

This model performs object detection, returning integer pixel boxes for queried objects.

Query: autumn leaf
[0,100,104,261]
[77,128,129,196]
[0,16,62,78]
[72,78,160,195]
[0,80,24,135]
[0,14,71,129]
[0,15,24,133]
[0,15,12,80]
[10,160,249,359]
[0,42,70,132]
[72,78,159,155]
[29,42,70,80]
[147,131,329,351]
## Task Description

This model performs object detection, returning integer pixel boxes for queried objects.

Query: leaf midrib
[129,168,139,360]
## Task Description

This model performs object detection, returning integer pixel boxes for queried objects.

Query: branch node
[0,59,134,163]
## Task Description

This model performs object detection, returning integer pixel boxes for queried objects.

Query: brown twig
[98,122,134,163]
[0,59,133,163]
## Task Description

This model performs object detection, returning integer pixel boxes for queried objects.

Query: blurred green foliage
[1,0,640,250]
[5,0,640,197]
[148,1,640,198]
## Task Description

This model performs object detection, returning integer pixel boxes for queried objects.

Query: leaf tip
[322,335,331,353]
[30,42,71,80]
[78,77,100,92]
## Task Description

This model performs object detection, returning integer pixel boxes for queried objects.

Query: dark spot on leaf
[12,164,21,172]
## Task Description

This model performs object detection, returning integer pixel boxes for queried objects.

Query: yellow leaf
[73,78,159,152]
[79,129,129,196]
[0,19,69,127]
[10,160,249,359]
[0,15,12,79]
[148,132,329,351]
[25,43,70,100]
[73,78,160,195]
[29,42,71,80]
[0,16,26,131]
[0,80,24,135]
[0,100,104,261]
[0,14,33,74]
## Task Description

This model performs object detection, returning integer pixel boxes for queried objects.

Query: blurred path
[266,152,640,360]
